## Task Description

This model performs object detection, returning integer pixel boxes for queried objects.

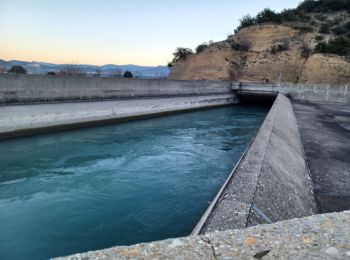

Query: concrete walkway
[293,101,350,213]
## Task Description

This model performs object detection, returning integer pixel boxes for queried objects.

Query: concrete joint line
[245,94,280,227]
[251,204,273,224]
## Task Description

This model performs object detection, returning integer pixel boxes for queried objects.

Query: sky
[0,0,301,66]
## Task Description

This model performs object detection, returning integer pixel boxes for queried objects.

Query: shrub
[297,0,350,13]
[231,40,252,52]
[270,40,290,54]
[315,14,327,21]
[300,44,312,58]
[235,15,256,32]
[315,36,350,56]
[196,43,209,54]
[319,23,330,34]
[310,20,318,26]
[167,62,173,69]
[315,35,325,41]
[123,71,133,78]
[293,25,314,33]
[333,25,348,35]
[8,65,27,74]
[171,47,193,63]
[280,9,298,21]
[345,21,350,30]
[255,8,282,24]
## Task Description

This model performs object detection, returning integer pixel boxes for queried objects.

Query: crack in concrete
[201,236,218,260]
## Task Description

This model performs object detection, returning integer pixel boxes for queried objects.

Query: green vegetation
[333,25,348,35]
[123,71,133,78]
[315,35,325,41]
[270,39,290,55]
[319,23,330,34]
[297,0,350,13]
[196,43,209,54]
[300,44,312,58]
[8,65,27,74]
[315,36,350,55]
[235,0,350,33]
[168,47,193,66]
[231,40,251,52]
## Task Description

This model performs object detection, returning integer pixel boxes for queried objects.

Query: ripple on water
[0,105,269,260]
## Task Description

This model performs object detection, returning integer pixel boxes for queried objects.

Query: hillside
[0,60,169,79]
[169,0,350,85]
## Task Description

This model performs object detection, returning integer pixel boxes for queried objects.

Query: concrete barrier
[194,94,317,234]
[0,94,237,139]
[239,83,349,103]
[0,74,233,104]
[54,211,350,260]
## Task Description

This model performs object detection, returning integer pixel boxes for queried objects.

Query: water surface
[0,105,268,260]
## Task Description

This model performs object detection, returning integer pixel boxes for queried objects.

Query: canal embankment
[194,94,317,234]
[0,74,349,259]
[0,94,237,139]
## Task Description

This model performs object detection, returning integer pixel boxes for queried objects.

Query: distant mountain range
[0,59,170,79]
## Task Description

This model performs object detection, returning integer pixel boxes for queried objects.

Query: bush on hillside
[196,43,209,54]
[315,36,350,56]
[8,65,27,74]
[319,23,330,34]
[231,40,252,52]
[255,8,282,24]
[234,0,350,34]
[297,0,350,13]
[123,71,133,78]
[300,44,312,58]
[333,25,348,35]
[172,48,193,63]
[315,35,325,41]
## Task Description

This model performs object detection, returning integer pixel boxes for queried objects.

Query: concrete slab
[198,94,316,234]
[54,211,350,260]
[293,101,350,213]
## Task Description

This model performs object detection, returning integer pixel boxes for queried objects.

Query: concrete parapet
[240,83,349,103]
[0,94,237,139]
[54,211,350,260]
[197,94,316,234]
[0,74,233,104]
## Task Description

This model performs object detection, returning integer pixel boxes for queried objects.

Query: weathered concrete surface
[239,83,349,103]
[198,94,316,234]
[0,94,237,138]
[293,101,350,213]
[54,211,350,260]
[0,74,233,104]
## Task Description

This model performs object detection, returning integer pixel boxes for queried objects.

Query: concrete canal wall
[0,94,237,139]
[0,75,348,258]
[239,82,350,103]
[0,74,232,104]
[194,94,317,234]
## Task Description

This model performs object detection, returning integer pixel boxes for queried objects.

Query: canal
[0,105,269,260]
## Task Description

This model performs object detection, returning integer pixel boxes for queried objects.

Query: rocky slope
[169,13,350,85]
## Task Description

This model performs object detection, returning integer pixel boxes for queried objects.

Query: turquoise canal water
[0,105,269,260]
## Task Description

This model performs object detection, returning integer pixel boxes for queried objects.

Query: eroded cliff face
[169,24,350,85]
